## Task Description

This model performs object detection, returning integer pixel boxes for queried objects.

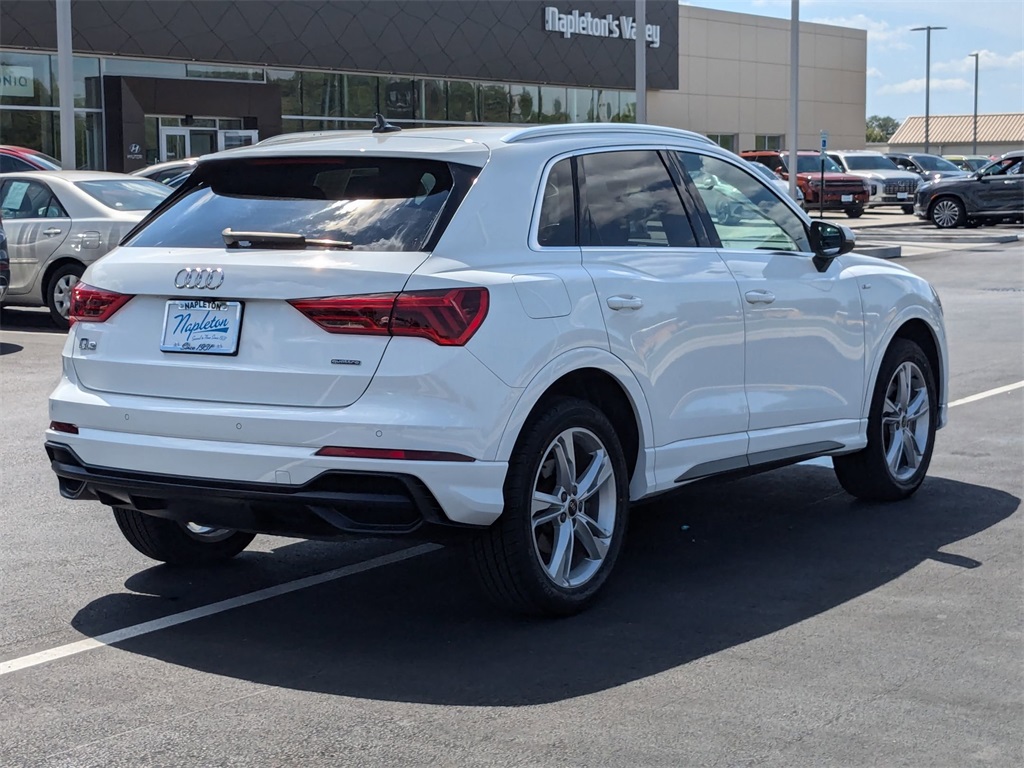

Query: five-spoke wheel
[470,397,629,616]
[834,338,937,501]
[529,427,617,589]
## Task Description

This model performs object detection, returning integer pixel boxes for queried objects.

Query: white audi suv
[46,123,948,616]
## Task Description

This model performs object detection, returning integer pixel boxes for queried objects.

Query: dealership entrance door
[158,119,258,162]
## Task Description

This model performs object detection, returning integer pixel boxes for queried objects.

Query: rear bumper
[47,441,496,538]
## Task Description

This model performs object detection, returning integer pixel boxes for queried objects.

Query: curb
[855,245,902,260]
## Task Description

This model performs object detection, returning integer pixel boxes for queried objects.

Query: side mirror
[808,220,855,271]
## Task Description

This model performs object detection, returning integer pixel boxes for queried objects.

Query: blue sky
[682,0,1024,121]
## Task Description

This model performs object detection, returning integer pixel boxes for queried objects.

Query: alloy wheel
[530,427,617,589]
[53,274,79,318]
[881,361,930,482]
[931,199,960,228]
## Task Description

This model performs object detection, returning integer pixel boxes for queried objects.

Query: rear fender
[494,347,655,500]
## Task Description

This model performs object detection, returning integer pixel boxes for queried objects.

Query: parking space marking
[0,543,441,677]
[949,380,1024,408]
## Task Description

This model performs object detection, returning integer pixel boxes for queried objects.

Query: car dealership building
[0,0,867,171]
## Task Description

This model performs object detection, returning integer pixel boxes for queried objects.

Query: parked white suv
[828,150,921,214]
[47,124,948,616]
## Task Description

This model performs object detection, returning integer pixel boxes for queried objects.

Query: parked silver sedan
[0,171,169,328]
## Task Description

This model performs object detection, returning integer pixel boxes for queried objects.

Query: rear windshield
[75,179,171,211]
[128,157,461,251]
[913,155,960,172]
[843,155,899,171]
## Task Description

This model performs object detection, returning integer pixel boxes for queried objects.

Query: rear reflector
[290,287,488,346]
[49,421,79,434]
[315,446,475,462]
[69,282,133,325]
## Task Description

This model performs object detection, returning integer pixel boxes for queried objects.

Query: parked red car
[741,150,870,218]
[0,145,63,173]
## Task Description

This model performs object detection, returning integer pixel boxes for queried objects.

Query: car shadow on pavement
[71,466,1017,706]
[0,307,63,333]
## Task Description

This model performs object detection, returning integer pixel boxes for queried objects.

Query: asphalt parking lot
[1,220,1021,767]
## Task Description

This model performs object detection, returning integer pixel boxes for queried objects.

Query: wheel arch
[494,349,655,499]
[40,256,85,297]
[865,311,947,427]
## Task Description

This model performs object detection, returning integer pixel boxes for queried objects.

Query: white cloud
[933,49,1024,74]
[809,13,910,50]
[877,78,971,95]
[866,67,883,78]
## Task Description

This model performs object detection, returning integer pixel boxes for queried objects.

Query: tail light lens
[315,446,474,462]
[69,282,133,326]
[290,287,488,346]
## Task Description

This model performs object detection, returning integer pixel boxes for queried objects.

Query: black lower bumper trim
[46,442,482,540]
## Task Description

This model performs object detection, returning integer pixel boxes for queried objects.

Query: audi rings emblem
[174,267,224,290]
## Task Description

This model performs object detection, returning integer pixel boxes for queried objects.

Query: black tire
[113,507,255,565]
[833,338,937,501]
[929,196,964,229]
[469,396,630,617]
[901,204,914,215]
[845,206,864,219]
[46,262,84,329]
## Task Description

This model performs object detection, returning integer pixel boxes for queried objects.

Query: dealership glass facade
[1,49,637,170]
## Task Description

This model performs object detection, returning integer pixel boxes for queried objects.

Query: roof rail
[500,123,716,145]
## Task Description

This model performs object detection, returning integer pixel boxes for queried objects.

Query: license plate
[160,300,243,355]
[841,194,853,202]
[897,192,908,199]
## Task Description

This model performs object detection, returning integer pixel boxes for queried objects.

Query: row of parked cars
[738,148,1023,228]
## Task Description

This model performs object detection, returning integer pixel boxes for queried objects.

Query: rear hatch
[71,153,480,408]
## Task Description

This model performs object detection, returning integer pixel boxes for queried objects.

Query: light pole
[635,0,647,123]
[969,52,980,155]
[911,26,946,153]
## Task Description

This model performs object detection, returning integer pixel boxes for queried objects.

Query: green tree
[866,115,901,143]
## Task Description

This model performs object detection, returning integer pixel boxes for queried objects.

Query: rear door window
[580,151,697,247]
[128,157,467,251]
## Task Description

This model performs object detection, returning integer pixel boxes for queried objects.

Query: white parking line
[0,543,441,677]
[948,380,1024,408]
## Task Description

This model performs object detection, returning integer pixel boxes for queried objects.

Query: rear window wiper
[222,228,354,250]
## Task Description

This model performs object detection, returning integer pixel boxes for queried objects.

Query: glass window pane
[48,56,101,109]
[268,69,301,116]
[379,77,416,120]
[707,134,737,153]
[565,88,594,123]
[0,109,58,157]
[301,72,341,117]
[593,90,618,123]
[1,51,53,107]
[103,58,186,78]
[616,91,637,123]
[538,159,576,246]
[144,116,159,165]
[510,85,538,123]
[448,81,478,123]
[755,135,784,151]
[280,118,305,133]
[539,86,568,123]
[679,152,808,251]
[343,75,379,119]
[420,79,446,121]
[185,63,264,81]
[582,151,696,247]
[478,83,509,123]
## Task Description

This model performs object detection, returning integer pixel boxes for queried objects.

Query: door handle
[606,295,644,311]
[43,228,62,236]
[744,290,776,305]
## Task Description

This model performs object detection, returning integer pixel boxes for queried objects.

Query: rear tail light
[290,287,488,346]
[69,282,133,326]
